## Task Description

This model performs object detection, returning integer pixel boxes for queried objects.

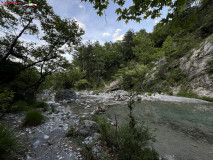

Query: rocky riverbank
[1,90,212,160]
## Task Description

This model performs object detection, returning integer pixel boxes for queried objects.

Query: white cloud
[102,32,111,36]
[112,28,123,41]
[113,34,124,41]
[78,4,85,9]
[154,20,159,24]
[74,18,86,30]
[113,28,122,38]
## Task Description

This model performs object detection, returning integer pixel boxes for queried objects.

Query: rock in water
[55,90,77,102]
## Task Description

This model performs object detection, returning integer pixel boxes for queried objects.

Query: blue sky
[47,0,168,44]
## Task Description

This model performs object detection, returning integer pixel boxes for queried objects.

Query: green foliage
[54,67,85,90]
[74,79,90,90]
[133,30,162,65]
[0,125,20,160]
[82,0,195,25]
[162,36,176,59]
[0,90,14,113]
[199,96,213,102]
[93,116,158,160]
[66,126,76,137]
[0,0,84,97]
[9,100,29,113]
[118,64,148,90]
[51,106,55,113]
[206,59,213,74]
[24,110,44,126]
[177,87,213,102]
[177,88,198,98]
[9,100,48,112]
[122,29,136,61]
[169,68,187,83]
[148,93,152,96]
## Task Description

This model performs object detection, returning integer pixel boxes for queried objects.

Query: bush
[207,59,213,74]
[66,126,76,137]
[34,101,48,111]
[0,125,20,160]
[0,90,15,113]
[93,116,159,160]
[51,106,55,113]
[27,99,48,111]
[9,100,48,112]
[116,124,158,160]
[200,96,213,102]
[170,68,187,83]
[74,79,90,90]
[177,87,213,102]
[9,100,29,112]
[24,110,44,126]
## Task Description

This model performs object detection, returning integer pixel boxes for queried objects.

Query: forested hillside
[45,0,213,100]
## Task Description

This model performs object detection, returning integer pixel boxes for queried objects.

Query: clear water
[104,101,213,135]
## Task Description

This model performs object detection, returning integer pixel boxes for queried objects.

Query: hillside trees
[73,40,123,88]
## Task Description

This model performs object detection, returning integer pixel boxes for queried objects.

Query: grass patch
[0,125,20,160]
[9,100,48,112]
[9,100,29,112]
[24,110,44,126]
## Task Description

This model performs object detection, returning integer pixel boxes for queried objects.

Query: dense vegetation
[45,0,213,98]
[0,0,213,159]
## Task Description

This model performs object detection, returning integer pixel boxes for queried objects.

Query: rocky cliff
[179,34,213,97]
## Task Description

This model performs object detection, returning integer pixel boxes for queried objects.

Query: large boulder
[55,89,77,102]
[76,120,100,137]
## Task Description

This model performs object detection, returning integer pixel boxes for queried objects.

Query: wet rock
[55,90,77,102]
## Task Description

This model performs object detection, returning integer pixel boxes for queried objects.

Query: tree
[81,0,199,23]
[133,29,161,65]
[0,0,84,97]
[122,29,135,61]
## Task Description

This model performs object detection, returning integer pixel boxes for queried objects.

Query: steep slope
[179,34,213,97]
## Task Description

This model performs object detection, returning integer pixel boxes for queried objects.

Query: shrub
[115,123,158,160]
[207,59,213,74]
[177,87,213,102]
[66,126,76,137]
[93,116,159,160]
[148,92,152,96]
[74,79,90,90]
[0,90,14,113]
[170,68,187,83]
[9,100,29,112]
[0,125,20,160]
[34,102,48,111]
[51,106,55,113]
[27,99,48,111]
[24,110,44,126]
[9,100,48,112]
[200,96,213,102]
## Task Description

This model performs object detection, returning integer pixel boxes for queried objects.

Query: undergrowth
[24,110,44,126]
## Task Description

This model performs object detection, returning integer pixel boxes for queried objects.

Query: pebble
[33,140,40,149]
[44,135,49,139]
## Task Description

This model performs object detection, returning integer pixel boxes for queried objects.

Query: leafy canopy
[81,0,199,23]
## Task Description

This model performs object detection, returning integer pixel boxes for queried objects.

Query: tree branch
[1,18,33,63]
